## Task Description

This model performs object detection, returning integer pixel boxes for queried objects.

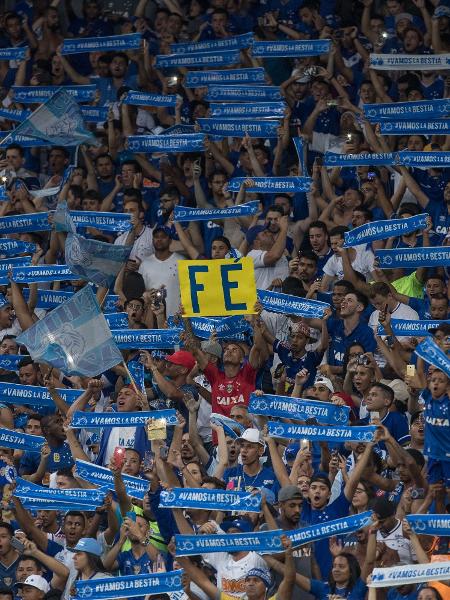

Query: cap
[74,537,103,557]
[278,485,303,502]
[434,5,450,17]
[0,585,13,598]
[153,225,172,237]
[16,576,50,594]
[290,322,311,338]
[385,379,410,404]
[395,11,413,22]
[201,339,223,359]
[221,518,254,534]
[237,428,265,446]
[246,225,266,246]
[284,443,300,463]
[314,376,334,393]
[371,497,395,520]
[0,294,10,309]
[246,568,272,588]
[165,350,196,371]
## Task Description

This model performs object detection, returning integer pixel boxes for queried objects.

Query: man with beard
[306,221,333,275]
[264,205,295,256]
[114,198,154,266]
[156,186,203,256]
[289,251,320,294]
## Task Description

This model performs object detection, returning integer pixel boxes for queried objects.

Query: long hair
[79,553,104,574]
[328,552,361,593]
[420,587,444,600]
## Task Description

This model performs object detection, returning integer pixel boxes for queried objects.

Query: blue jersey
[310,577,367,600]
[422,389,450,461]
[118,549,153,575]
[273,339,322,388]
[326,317,376,367]
[362,411,410,448]
[223,465,280,498]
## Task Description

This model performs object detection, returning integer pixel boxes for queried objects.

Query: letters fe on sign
[178,258,257,317]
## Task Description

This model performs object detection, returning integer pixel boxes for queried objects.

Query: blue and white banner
[181,315,250,340]
[17,286,123,377]
[160,487,261,512]
[70,409,178,428]
[415,338,450,379]
[370,53,450,70]
[62,32,141,55]
[22,288,75,310]
[205,85,283,102]
[3,89,96,147]
[343,213,428,248]
[293,137,306,174]
[0,186,7,201]
[210,412,245,438]
[124,91,177,107]
[380,121,450,135]
[197,118,280,138]
[18,498,96,512]
[127,358,145,393]
[0,382,83,407]
[12,85,97,103]
[105,312,128,329]
[375,247,450,269]
[185,68,265,88]
[103,295,121,313]
[174,201,259,222]
[288,511,372,548]
[0,427,44,452]
[377,319,450,337]
[127,134,205,153]
[171,33,253,54]
[80,106,109,123]
[370,562,450,588]
[113,328,182,349]
[397,151,450,168]
[12,265,79,283]
[0,132,49,147]
[175,529,283,556]
[324,152,396,167]
[15,478,106,503]
[227,176,311,193]
[0,355,29,371]
[248,393,350,425]
[210,101,286,118]
[74,571,183,600]
[156,49,240,68]
[69,211,132,233]
[0,212,50,234]
[0,108,30,122]
[0,46,27,61]
[75,459,149,499]
[258,289,330,318]
[406,514,450,536]
[0,256,31,284]
[251,39,331,57]
[363,98,450,121]
[267,421,376,442]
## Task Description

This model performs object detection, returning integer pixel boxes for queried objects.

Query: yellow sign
[178,258,257,317]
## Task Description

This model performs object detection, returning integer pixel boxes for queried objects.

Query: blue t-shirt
[117,549,153,575]
[273,339,322,389]
[422,389,450,461]
[326,318,377,367]
[362,411,410,448]
[310,577,367,600]
[223,464,280,498]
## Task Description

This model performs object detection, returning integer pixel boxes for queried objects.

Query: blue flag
[0,355,29,371]
[74,571,183,600]
[174,202,259,222]
[127,358,145,393]
[0,47,27,61]
[13,85,96,103]
[415,338,450,378]
[185,68,265,88]
[70,409,178,428]
[12,265,79,283]
[197,118,280,138]
[324,152,396,167]
[0,213,50,234]
[363,98,450,121]
[171,33,253,54]
[75,459,149,499]
[249,393,350,425]
[79,106,109,123]
[0,108,30,122]
[380,121,450,135]
[62,33,141,54]
[0,428,44,452]
[0,256,32,284]
[377,319,450,337]
[227,177,311,193]
[210,101,286,118]
[113,329,182,349]
[205,85,283,102]
[16,286,123,377]
[124,91,177,107]
[210,412,245,438]
[251,39,331,57]
[175,530,283,556]
[397,151,450,168]
[156,49,240,68]
[267,421,377,442]
[369,53,450,70]
[127,134,205,153]
[344,214,428,247]
[0,239,36,256]
[375,247,450,269]
[22,288,74,310]
[15,477,106,504]
[258,289,330,318]
[104,313,129,329]
[0,382,83,406]
[160,488,261,512]
[406,514,450,536]
[288,512,372,547]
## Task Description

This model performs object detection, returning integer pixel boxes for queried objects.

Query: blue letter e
[221,263,247,311]
[188,265,209,313]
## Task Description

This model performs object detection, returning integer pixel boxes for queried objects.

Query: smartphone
[300,439,309,450]
[113,446,126,468]
[143,450,155,471]
[367,171,376,180]
[406,364,416,377]
[159,445,169,460]
[356,354,370,366]
[167,76,178,87]
[11,537,25,553]
[370,411,380,423]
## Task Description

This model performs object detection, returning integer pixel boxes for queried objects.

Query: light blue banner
[197,118,280,138]
[175,530,283,556]
[406,514,450,536]
[370,53,450,70]
[248,393,350,425]
[127,134,205,153]
[113,328,182,349]
[12,265,79,283]
[324,152,396,167]
[0,212,50,234]
[160,487,261,512]
[104,312,128,329]
[380,121,450,135]
[0,186,7,201]
[69,211,132,232]
[377,319,450,337]
[185,68,265,88]
[0,132,50,147]
[210,101,286,118]
[75,459,149,499]
[22,288,74,310]
[415,338,450,379]
[375,246,450,269]
[80,106,109,123]
[70,409,178,428]
[171,33,253,54]
[397,151,450,168]
[0,239,36,256]
[206,85,283,102]
[0,427,44,452]
[17,286,123,377]
[0,108,30,122]
[103,295,121,313]
[251,39,331,57]
[0,382,83,406]
[12,85,97,103]
[15,478,106,503]
[344,213,428,247]
[0,46,27,61]
[74,571,183,600]
[288,511,372,547]
[227,176,311,193]
[62,32,141,54]
[174,201,259,222]
[0,355,29,371]
[0,256,32,284]
[363,98,450,121]
[293,136,306,174]
[267,421,377,442]
[127,358,145,393]
[210,412,245,440]
[19,499,96,511]
[185,316,250,339]
[124,90,177,107]
[156,49,240,68]
[258,289,330,318]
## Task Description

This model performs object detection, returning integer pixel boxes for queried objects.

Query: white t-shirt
[247,249,289,291]
[201,551,268,599]
[376,519,416,565]
[323,245,374,281]
[369,301,419,367]
[139,252,183,316]
[115,226,154,263]
[104,426,137,465]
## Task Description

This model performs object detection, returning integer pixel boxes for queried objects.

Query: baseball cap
[278,485,303,502]
[201,339,223,358]
[237,428,265,446]
[434,5,450,17]
[74,537,103,557]
[385,379,410,404]
[246,568,272,588]
[395,11,413,22]
[284,443,300,463]
[371,497,395,520]
[314,376,334,393]
[16,576,50,594]
[0,294,10,309]
[246,225,267,246]
[165,350,196,371]
[221,518,254,534]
